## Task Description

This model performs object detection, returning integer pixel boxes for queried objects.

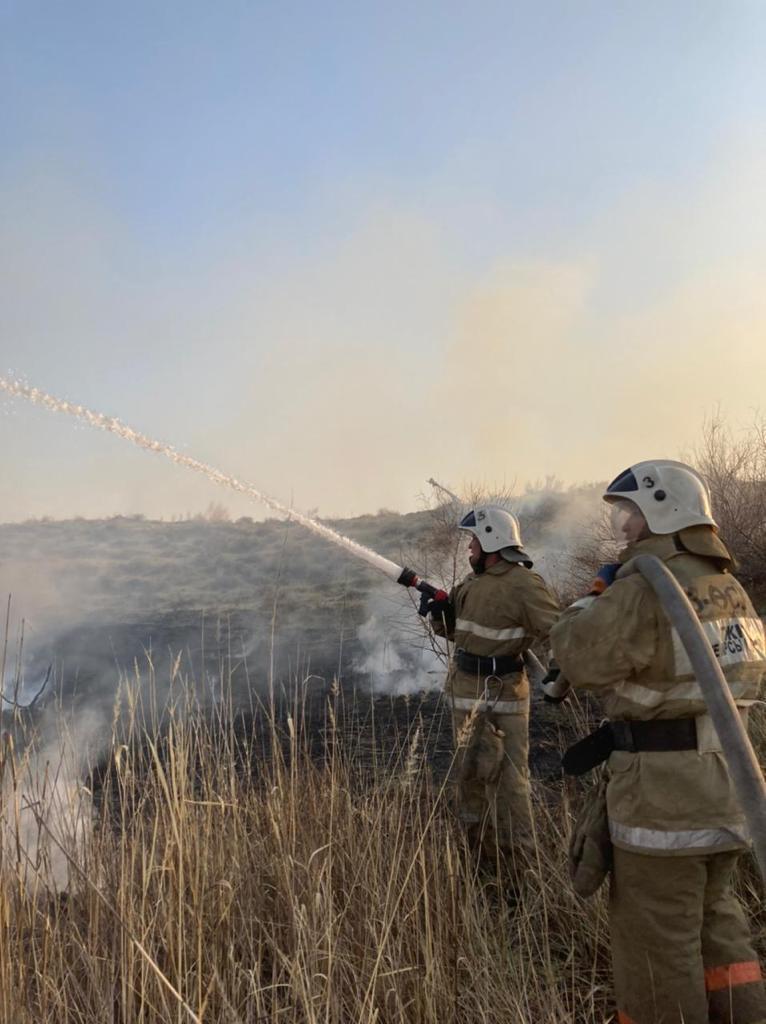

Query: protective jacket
[551,530,765,857]
[433,559,560,705]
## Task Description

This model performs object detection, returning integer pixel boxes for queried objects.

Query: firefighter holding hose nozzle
[549,460,766,1024]
[423,505,559,866]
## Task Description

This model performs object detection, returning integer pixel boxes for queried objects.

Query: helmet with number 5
[458,505,523,552]
[603,460,716,534]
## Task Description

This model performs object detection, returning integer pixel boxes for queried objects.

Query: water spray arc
[0,376,437,604]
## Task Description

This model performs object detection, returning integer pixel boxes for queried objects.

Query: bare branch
[1,664,52,710]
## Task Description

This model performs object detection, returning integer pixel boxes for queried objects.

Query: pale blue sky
[1,2,765,520]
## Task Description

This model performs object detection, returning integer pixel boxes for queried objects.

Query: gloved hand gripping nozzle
[397,567,450,617]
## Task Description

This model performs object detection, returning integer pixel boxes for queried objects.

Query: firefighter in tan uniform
[549,460,766,1024]
[428,505,559,859]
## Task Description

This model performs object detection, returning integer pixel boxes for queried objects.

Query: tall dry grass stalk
[0,668,762,1023]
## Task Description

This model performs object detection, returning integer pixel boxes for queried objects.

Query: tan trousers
[447,669,532,858]
[609,848,766,1024]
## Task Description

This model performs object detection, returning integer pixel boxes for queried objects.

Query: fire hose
[634,554,766,882]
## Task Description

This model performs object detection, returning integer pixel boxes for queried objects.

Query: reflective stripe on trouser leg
[609,848,710,1024]
[700,851,766,1024]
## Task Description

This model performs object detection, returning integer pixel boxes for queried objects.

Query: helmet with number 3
[603,460,716,534]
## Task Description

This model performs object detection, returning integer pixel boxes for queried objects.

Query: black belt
[454,649,524,677]
[562,718,698,776]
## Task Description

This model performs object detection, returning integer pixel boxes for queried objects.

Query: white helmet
[603,460,716,534]
[458,505,523,552]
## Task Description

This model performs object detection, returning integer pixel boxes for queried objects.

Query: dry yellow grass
[0,679,763,1024]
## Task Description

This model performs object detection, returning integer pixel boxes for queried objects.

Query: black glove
[422,595,453,626]
[421,594,449,616]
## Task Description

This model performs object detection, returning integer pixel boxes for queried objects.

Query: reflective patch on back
[673,617,766,677]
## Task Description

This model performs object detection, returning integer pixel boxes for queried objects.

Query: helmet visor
[605,468,639,495]
[458,510,477,530]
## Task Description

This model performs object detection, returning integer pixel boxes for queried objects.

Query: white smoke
[515,485,612,597]
[355,590,444,696]
[1,707,102,895]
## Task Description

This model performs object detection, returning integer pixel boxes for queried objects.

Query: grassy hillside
[0,510,430,616]
[0,510,440,697]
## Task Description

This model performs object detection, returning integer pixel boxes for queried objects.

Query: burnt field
[2,508,597,817]
[77,660,588,842]
[23,607,582,788]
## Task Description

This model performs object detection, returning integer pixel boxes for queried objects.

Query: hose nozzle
[397,567,419,589]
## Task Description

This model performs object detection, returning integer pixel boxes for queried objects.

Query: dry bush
[551,503,618,607]
[411,480,612,609]
[692,415,766,600]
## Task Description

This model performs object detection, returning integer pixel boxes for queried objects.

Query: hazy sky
[1,1,765,522]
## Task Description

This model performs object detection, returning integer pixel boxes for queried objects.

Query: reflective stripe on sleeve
[454,619,526,641]
[450,696,528,715]
[704,961,763,991]
[609,819,749,852]
[614,678,753,710]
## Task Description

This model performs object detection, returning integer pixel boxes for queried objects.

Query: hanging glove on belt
[454,706,506,787]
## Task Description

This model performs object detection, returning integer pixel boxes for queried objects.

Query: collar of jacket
[617,528,732,574]
[470,560,514,579]
[618,534,679,565]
